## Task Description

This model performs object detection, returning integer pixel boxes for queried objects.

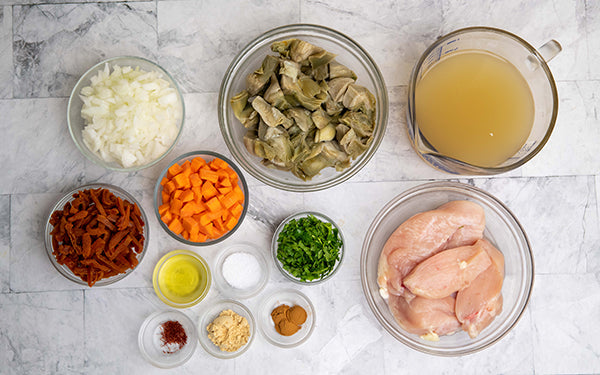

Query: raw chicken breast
[388,293,460,340]
[403,239,492,299]
[455,239,505,338]
[377,200,485,298]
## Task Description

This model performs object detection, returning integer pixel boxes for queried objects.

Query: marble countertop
[1,1,599,374]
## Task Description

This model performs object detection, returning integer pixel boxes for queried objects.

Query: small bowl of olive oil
[152,249,211,308]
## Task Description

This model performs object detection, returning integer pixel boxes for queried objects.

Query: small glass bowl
[44,183,148,287]
[197,299,256,359]
[153,151,249,246]
[68,56,184,172]
[138,310,198,368]
[152,249,211,309]
[258,289,316,348]
[272,211,344,284]
[360,181,534,356]
[219,24,388,192]
[213,243,270,299]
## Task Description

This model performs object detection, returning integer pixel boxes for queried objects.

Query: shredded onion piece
[80,63,181,168]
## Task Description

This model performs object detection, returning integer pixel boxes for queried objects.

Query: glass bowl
[138,310,198,368]
[153,151,249,246]
[152,249,211,309]
[258,289,316,348]
[272,211,345,284]
[213,242,270,299]
[197,299,255,359]
[360,181,534,356]
[219,24,388,192]
[68,56,185,172]
[44,183,149,287]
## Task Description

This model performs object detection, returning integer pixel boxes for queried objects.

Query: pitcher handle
[538,40,562,62]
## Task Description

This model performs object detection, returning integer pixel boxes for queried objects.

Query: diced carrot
[182,217,199,233]
[224,216,238,230]
[189,173,202,187]
[180,189,194,203]
[158,203,170,216]
[214,218,226,233]
[170,198,183,215]
[161,211,173,225]
[168,217,184,235]
[173,173,190,189]
[172,190,183,200]
[201,181,218,200]
[163,181,176,195]
[181,160,191,172]
[191,157,206,172]
[160,177,169,186]
[180,202,202,217]
[230,202,243,218]
[205,196,222,212]
[209,158,228,170]
[181,230,190,240]
[190,231,207,242]
[221,210,230,221]
[218,186,232,195]
[224,166,238,180]
[167,163,183,179]
[220,193,237,209]
[219,177,232,188]
[198,222,215,237]
[161,191,170,204]
[200,168,219,184]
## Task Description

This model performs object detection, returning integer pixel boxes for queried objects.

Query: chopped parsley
[276,214,343,282]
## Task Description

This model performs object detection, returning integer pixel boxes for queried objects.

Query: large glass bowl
[360,181,534,356]
[219,24,388,192]
[44,183,149,287]
[68,56,185,172]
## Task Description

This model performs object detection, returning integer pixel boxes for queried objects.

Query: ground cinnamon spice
[160,320,187,354]
[271,304,307,336]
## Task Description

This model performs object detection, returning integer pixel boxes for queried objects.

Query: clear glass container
[44,183,149,287]
[219,24,388,192]
[213,242,270,299]
[68,56,185,172]
[360,181,534,356]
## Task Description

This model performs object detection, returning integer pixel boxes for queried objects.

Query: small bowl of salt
[213,242,269,299]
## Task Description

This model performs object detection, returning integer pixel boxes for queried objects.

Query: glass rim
[407,26,559,174]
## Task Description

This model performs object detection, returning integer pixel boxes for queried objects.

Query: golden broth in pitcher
[415,50,534,168]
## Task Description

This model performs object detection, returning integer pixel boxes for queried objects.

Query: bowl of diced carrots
[154,151,249,246]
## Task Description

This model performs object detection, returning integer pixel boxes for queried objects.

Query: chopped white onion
[80,63,181,168]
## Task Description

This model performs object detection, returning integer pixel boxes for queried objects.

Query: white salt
[222,252,261,290]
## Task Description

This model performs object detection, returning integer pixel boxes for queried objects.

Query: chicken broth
[415,50,534,168]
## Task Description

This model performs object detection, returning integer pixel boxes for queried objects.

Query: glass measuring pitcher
[407,27,561,174]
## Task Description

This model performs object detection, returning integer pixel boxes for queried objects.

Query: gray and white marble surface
[1,0,599,374]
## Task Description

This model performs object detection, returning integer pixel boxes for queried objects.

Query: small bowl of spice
[198,299,255,359]
[138,310,198,368]
[272,211,344,284]
[213,243,270,299]
[258,289,315,348]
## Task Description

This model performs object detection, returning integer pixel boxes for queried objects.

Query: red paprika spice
[160,320,187,354]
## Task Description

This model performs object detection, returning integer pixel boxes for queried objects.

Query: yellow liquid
[415,50,534,167]
[157,254,208,304]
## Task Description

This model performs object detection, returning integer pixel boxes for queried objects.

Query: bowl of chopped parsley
[272,212,344,284]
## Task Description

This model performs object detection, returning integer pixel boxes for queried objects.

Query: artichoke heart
[230,38,377,181]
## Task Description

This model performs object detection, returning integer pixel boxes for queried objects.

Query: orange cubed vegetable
[167,163,183,178]
[218,186,232,195]
[224,216,238,230]
[220,193,237,209]
[201,181,218,200]
[163,181,176,195]
[224,166,238,180]
[160,211,173,225]
[181,230,190,240]
[182,217,199,233]
[231,186,244,202]
[160,177,169,186]
[172,189,183,200]
[180,189,194,203]
[191,157,206,172]
[189,230,208,243]
[206,197,223,212]
[168,218,184,235]
[169,198,183,215]
[158,203,170,216]
[209,158,229,170]
[180,202,202,217]
[161,191,170,204]
[173,173,190,189]
[219,177,232,188]
[230,202,243,218]
[199,222,215,237]
[199,168,219,184]
[189,173,202,187]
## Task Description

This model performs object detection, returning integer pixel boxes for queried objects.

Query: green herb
[276,214,343,282]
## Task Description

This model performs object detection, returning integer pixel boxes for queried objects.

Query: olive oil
[157,253,208,304]
[415,50,534,167]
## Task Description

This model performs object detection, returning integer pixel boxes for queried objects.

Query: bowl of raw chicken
[360,181,534,356]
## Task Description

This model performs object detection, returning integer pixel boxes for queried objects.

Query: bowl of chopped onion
[68,56,185,172]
